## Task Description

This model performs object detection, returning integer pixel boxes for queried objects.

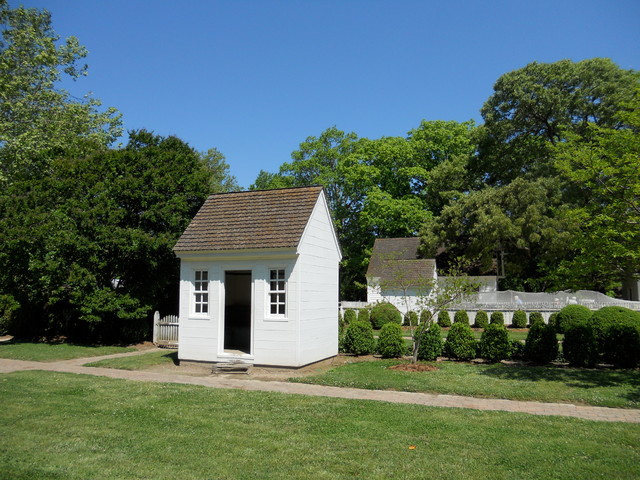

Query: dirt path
[1,351,639,423]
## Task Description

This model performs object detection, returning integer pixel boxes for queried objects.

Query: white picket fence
[152,311,178,348]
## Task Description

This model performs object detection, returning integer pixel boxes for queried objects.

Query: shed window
[269,269,286,315]
[194,270,208,314]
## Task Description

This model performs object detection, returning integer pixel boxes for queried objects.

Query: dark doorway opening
[224,271,251,354]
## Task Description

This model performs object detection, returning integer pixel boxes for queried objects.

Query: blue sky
[14,0,640,188]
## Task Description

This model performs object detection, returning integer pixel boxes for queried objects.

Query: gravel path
[1,350,639,423]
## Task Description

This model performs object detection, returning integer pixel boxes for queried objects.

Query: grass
[292,359,640,409]
[85,349,178,370]
[0,341,135,362]
[1,371,639,479]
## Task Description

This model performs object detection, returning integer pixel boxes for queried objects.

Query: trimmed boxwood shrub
[509,340,525,360]
[342,320,376,355]
[479,323,510,362]
[437,310,451,327]
[370,302,402,329]
[453,310,469,325]
[555,304,592,334]
[490,311,504,325]
[605,321,640,368]
[444,322,476,360]
[358,309,370,324]
[377,323,406,358]
[563,321,598,368]
[474,310,489,329]
[528,311,544,328]
[420,310,433,325]
[524,322,559,364]
[404,311,418,327]
[343,309,357,325]
[511,310,527,328]
[417,324,443,361]
[590,306,640,365]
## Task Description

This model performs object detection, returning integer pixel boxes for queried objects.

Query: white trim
[297,191,342,260]
[191,268,210,318]
[266,266,288,321]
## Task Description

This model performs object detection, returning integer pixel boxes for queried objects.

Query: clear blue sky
[14,0,640,188]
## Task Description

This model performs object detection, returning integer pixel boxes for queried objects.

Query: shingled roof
[173,186,324,252]
[366,237,436,285]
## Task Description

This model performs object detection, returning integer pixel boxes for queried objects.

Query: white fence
[341,288,640,326]
[152,311,178,348]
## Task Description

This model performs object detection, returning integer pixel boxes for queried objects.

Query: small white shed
[173,186,341,367]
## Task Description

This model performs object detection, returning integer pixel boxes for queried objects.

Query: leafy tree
[0,131,231,343]
[254,121,476,299]
[554,89,640,292]
[0,1,122,184]
[475,58,639,185]
[422,59,639,292]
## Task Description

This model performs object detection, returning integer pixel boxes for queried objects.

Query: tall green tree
[423,58,639,292]
[0,0,121,184]
[0,131,232,343]
[253,121,476,299]
[475,58,639,185]
[554,89,640,293]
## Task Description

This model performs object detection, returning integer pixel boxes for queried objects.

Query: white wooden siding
[177,190,340,367]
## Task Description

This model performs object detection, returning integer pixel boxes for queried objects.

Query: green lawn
[0,341,135,362]
[85,349,177,370]
[1,371,639,480]
[292,359,640,409]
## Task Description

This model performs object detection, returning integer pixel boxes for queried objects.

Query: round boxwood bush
[342,320,376,355]
[357,309,370,324]
[528,311,544,328]
[563,321,598,368]
[591,306,640,364]
[524,322,559,364]
[509,340,525,360]
[444,322,476,360]
[377,323,406,358]
[605,321,640,368]
[343,309,357,325]
[370,302,402,329]
[555,304,592,334]
[453,310,469,325]
[420,310,434,325]
[473,310,489,329]
[511,310,527,328]
[404,311,418,327]
[479,323,511,362]
[437,310,451,327]
[490,311,504,325]
[417,324,444,361]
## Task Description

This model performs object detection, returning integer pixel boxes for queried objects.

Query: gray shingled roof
[366,237,436,285]
[173,186,324,252]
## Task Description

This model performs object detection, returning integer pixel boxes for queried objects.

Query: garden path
[1,350,639,424]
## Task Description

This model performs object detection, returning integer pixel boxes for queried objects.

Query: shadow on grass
[479,363,640,404]
[163,350,179,366]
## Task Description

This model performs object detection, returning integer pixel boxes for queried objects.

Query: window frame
[193,269,209,316]
[267,268,287,319]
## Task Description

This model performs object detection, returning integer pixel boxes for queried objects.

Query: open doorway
[223,271,251,354]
